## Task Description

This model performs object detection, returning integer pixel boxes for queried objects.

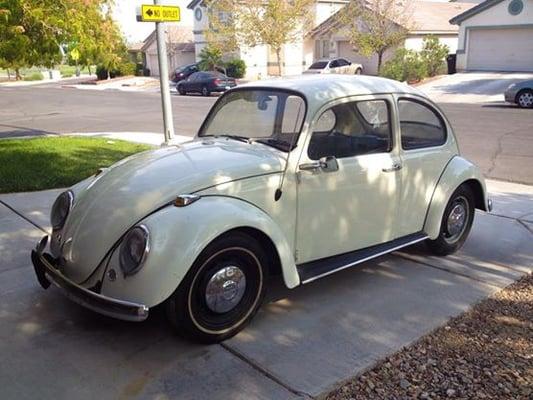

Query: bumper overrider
[31,235,149,322]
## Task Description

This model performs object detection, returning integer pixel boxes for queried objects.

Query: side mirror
[319,156,338,172]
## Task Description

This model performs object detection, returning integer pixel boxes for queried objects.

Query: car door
[395,96,456,237]
[296,95,401,263]
[328,59,339,74]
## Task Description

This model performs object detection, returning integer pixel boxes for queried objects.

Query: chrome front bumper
[31,236,149,322]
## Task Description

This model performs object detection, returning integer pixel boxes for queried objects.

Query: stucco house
[142,26,196,76]
[187,0,475,78]
[450,0,533,72]
[310,1,475,75]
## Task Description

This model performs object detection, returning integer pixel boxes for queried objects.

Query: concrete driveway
[418,72,533,104]
[0,181,531,399]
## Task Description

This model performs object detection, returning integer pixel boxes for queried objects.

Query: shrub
[381,48,427,83]
[23,72,44,81]
[225,59,246,78]
[96,65,110,80]
[198,45,223,71]
[117,62,136,76]
[420,35,449,77]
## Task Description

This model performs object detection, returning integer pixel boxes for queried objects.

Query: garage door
[467,27,533,72]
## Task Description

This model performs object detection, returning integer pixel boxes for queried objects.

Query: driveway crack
[219,342,314,399]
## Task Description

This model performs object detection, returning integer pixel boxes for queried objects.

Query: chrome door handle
[299,161,325,171]
[382,163,402,173]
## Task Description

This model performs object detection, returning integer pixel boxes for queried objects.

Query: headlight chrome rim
[119,225,150,277]
[51,190,74,231]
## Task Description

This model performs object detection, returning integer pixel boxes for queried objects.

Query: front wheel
[166,232,267,343]
[426,184,475,256]
[201,86,210,96]
[178,86,186,95]
[355,68,362,75]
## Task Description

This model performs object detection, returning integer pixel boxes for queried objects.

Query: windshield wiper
[251,138,294,151]
[214,134,250,143]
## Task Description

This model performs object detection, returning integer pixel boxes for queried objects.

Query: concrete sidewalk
[0,180,531,399]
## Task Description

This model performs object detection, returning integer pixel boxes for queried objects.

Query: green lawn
[0,137,152,193]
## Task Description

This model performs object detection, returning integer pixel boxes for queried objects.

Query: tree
[420,35,449,77]
[338,0,414,74]
[0,0,125,79]
[204,0,314,76]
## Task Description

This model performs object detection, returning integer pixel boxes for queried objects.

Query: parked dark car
[177,71,237,96]
[172,63,199,82]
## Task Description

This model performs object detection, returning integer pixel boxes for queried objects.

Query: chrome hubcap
[519,92,533,107]
[205,266,246,313]
[445,197,468,242]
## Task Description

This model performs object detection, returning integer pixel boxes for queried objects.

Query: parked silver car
[304,58,363,75]
[504,80,533,108]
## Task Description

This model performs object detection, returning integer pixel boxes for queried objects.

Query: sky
[112,0,194,43]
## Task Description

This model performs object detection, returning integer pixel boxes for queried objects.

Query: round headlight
[51,191,73,230]
[119,225,150,277]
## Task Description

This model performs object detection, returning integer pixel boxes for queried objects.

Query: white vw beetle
[32,75,491,343]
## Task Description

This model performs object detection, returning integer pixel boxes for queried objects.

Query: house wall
[335,33,458,76]
[144,40,195,76]
[190,0,345,78]
[455,0,533,70]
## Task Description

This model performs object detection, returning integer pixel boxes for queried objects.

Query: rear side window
[308,99,392,160]
[398,99,446,150]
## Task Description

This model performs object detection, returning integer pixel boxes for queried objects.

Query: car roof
[238,75,427,109]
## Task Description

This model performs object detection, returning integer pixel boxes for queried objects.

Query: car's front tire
[201,86,210,96]
[355,68,362,75]
[166,232,267,343]
[426,184,475,256]
[516,89,533,108]
[177,86,186,95]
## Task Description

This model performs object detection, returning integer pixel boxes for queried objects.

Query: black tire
[516,89,533,109]
[178,85,186,95]
[166,232,267,343]
[201,86,210,96]
[355,68,362,75]
[426,184,475,256]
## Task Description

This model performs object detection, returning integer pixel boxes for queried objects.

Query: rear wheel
[166,232,267,343]
[355,68,362,75]
[426,184,475,256]
[516,89,533,108]
[201,86,210,96]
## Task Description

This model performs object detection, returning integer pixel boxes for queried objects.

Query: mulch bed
[327,274,532,400]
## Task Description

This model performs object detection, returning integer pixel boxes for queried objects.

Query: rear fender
[424,156,489,239]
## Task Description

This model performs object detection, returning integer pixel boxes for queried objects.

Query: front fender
[424,156,488,240]
[100,196,298,308]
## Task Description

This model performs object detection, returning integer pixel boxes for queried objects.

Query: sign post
[138,2,181,145]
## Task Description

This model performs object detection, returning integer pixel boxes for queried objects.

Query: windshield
[199,89,306,152]
[309,61,328,69]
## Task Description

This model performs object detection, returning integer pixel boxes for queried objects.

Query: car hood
[61,138,284,283]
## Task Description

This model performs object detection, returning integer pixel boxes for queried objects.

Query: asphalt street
[1,85,532,184]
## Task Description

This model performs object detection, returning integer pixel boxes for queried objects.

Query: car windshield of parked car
[309,61,328,69]
[199,90,306,152]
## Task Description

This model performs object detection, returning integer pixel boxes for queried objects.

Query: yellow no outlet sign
[140,4,180,22]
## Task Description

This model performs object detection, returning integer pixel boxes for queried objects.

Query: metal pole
[155,0,175,144]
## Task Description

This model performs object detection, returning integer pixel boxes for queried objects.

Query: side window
[338,58,350,66]
[308,100,392,160]
[398,99,446,150]
[329,60,339,68]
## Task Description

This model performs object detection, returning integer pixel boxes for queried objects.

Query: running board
[297,232,428,284]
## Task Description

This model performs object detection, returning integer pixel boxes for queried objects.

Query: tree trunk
[6,68,10,81]
[275,48,282,77]
[15,68,21,80]
[377,51,383,75]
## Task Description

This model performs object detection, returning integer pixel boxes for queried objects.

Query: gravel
[327,274,532,400]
